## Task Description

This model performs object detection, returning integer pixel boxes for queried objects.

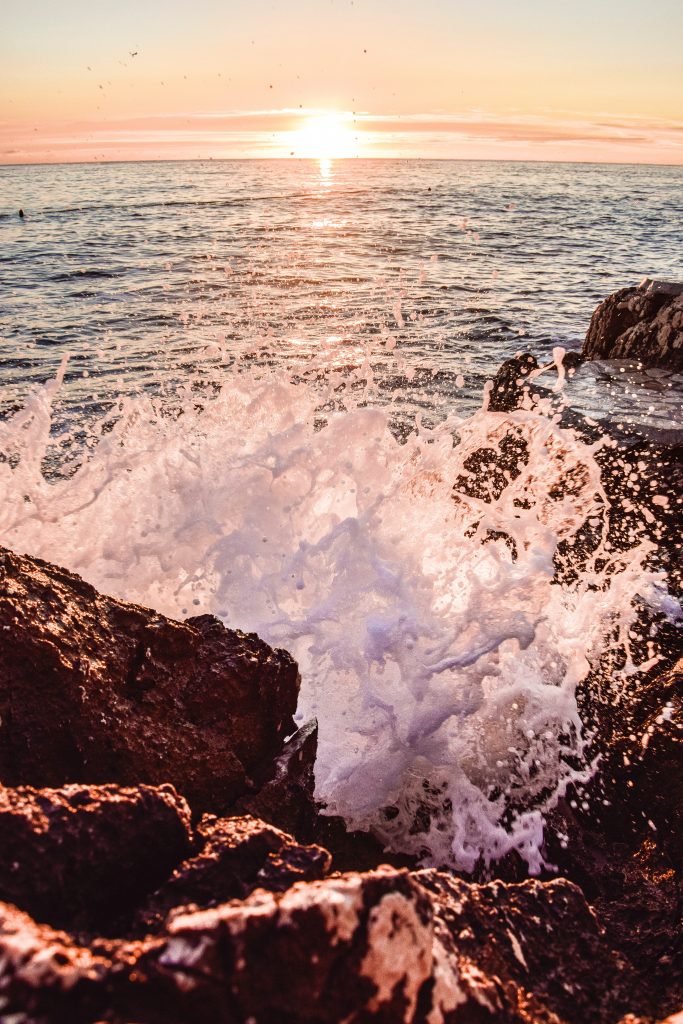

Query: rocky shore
[0,286,681,1023]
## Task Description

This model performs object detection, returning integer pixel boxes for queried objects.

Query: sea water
[1,159,681,871]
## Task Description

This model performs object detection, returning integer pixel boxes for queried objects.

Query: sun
[291,112,358,160]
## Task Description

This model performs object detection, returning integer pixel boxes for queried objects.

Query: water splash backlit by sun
[0,345,673,875]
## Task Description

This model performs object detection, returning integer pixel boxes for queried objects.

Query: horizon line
[3,155,683,170]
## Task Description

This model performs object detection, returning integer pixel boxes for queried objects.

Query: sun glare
[291,112,359,160]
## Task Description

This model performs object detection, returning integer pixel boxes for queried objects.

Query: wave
[50,269,120,281]
[0,351,672,873]
[7,188,376,223]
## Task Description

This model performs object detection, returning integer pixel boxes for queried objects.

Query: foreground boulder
[0,782,192,932]
[0,546,299,811]
[0,541,679,1020]
[0,866,641,1024]
[582,279,683,369]
[541,656,683,1015]
[135,814,331,934]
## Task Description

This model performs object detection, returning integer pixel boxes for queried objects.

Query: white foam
[0,356,670,872]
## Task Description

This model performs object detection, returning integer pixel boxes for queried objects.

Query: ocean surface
[1,159,682,435]
[1,159,681,872]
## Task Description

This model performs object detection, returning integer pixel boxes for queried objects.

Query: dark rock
[487,352,538,412]
[0,866,656,1024]
[595,438,682,598]
[543,811,683,1021]
[581,656,683,855]
[236,718,319,840]
[0,902,123,1024]
[231,719,408,876]
[452,426,530,505]
[0,547,300,811]
[0,782,192,932]
[582,280,683,369]
[144,867,504,1023]
[134,814,331,934]
[312,812,417,874]
[533,655,683,1018]
[419,870,633,1024]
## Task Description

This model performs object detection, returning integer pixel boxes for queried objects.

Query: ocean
[2,159,682,432]
[0,159,680,871]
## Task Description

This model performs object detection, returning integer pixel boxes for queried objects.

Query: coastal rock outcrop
[540,655,683,1016]
[0,866,639,1024]
[0,543,679,1021]
[134,813,331,934]
[486,352,538,412]
[582,279,683,369]
[0,782,192,932]
[1,334,682,1024]
[0,546,300,812]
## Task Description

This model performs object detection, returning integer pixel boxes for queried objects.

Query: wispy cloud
[2,109,682,164]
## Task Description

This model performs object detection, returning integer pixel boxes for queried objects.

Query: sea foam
[0,353,668,872]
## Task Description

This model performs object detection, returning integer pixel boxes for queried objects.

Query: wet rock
[0,782,192,932]
[595,438,682,598]
[584,656,683,855]
[487,352,538,412]
[0,865,653,1024]
[539,656,683,1018]
[135,814,331,934]
[145,867,504,1023]
[543,812,683,1021]
[0,901,122,1024]
[419,870,633,1024]
[582,280,683,370]
[312,812,417,873]
[0,547,300,811]
[236,718,319,840]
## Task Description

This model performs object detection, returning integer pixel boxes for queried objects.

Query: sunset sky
[2,0,682,164]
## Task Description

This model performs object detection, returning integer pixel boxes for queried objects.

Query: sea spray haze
[0,159,680,871]
[0,352,674,872]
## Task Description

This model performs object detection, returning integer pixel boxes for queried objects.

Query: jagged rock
[582,280,683,369]
[234,719,407,873]
[487,352,538,412]
[584,656,683,855]
[145,867,505,1023]
[418,871,633,1024]
[534,656,683,1017]
[0,782,192,932]
[0,866,656,1024]
[0,547,300,811]
[135,814,331,934]
[543,812,683,1021]
[0,902,123,1024]
[236,718,319,840]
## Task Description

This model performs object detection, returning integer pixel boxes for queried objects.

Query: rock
[0,547,300,811]
[0,865,656,1024]
[543,811,683,1021]
[487,352,538,412]
[582,656,683,856]
[536,655,683,1017]
[134,814,331,935]
[0,782,192,932]
[419,870,633,1024]
[236,718,320,840]
[0,901,123,1024]
[145,867,505,1023]
[582,280,683,369]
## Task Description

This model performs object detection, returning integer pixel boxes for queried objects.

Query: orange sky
[2,0,682,164]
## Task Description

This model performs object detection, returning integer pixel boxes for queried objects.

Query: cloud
[1,108,682,164]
